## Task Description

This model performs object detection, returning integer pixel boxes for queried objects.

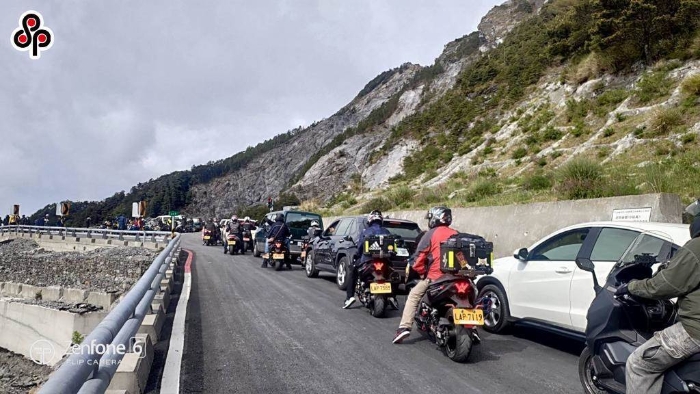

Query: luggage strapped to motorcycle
[439,233,494,274]
[362,234,400,259]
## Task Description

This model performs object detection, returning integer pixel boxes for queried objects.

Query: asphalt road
[179,234,583,394]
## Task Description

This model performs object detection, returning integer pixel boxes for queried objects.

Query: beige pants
[399,279,430,329]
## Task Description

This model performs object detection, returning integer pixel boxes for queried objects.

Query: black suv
[304,215,422,289]
[253,210,324,261]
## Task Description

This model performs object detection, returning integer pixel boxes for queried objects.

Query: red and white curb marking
[162,249,193,393]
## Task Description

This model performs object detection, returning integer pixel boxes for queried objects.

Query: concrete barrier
[107,334,154,394]
[1,282,22,297]
[20,284,42,300]
[326,193,684,258]
[0,231,163,251]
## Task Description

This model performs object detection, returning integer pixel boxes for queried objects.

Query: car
[304,215,422,290]
[476,221,691,339]
[253,209,323,260]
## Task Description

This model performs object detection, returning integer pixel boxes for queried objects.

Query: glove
[615,284,630,297]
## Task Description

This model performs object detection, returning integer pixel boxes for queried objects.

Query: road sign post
[169,211,178,233]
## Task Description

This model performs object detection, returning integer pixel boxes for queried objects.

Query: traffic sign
[169,211,178,217]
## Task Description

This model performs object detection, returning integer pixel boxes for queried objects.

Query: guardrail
[0,226,183,393]
[0,225,172,244]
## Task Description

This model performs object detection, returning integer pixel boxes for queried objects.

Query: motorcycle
[241,230,253,252]
[202,229,216,246]
[351,235,403,318]
[408,233,493,363]
[268,237,291,271]
[575,250,700,394]
[224,233,241,255]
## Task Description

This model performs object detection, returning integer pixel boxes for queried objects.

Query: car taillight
[455,281,470,295]
[373,262,384,272]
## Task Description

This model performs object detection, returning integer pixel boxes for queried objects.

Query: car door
[569,227,641,330]
[508,227,593,329]
[330,218,355,269]
[315,220,339,270]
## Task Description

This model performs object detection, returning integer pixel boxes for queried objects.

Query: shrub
[597,147,611,158]
[635,71,673,104]
[362,196,393,213]
[557,158,605,199]
[682,133,697,144]
[550,151,563,159]
[387,186,413,207]
[464,179,501,202]
[649,108,683,136]
[681,74,700,97]
[512,147,528,160]
[483,145,494,155]
[536,156,548,167]
[522,173,552,191]
[416,187,445,206]
[571,122,589,138]
[72,331,85,345]
[615,113,626,122]
[633,126,646,138]
[478,167,497,178]
[542,126,563,141]
[603,128,615,137]
[643,164,672,193]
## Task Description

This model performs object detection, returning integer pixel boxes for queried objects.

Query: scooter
[575,252,700,393]
[224,233,240,255]
[351,234,403,318]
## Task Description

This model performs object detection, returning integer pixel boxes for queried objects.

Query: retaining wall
[325,193,684,258]
[0,232,164,251]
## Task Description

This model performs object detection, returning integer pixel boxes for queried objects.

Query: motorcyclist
[307,219,321,239]
[343,210,393,309]
[225,215,242,253]
[242,217,256,250]
[204,218,217,242]
[262,213,291,269]
[393,206,458,344]
[618,200,700,394]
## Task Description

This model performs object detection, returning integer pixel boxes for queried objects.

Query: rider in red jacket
[393,206,457,344]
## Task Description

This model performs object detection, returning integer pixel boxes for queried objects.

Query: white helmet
[244,216,250,222]
[310,220,320,227]
[231,215,238,221]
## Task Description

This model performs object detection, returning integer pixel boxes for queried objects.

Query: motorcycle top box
[439,233,494,274]
[362,234,402,258]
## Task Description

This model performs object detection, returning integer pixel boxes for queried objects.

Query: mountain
[30,0,700,226]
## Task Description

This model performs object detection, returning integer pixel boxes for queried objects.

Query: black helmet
[275,213,285,222]
[426,206,452,229]
[367,210,383,225]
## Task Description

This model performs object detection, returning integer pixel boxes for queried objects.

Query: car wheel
[253,242,260,257]
[479,284,511,334]
[336,256,349,290]
[305,251,319,278]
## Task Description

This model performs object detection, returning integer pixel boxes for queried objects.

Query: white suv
[476,221,690,337]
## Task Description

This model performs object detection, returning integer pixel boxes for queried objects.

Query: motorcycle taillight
[373,262,384,272]
[275,241,282,247]
[455,280,470,296]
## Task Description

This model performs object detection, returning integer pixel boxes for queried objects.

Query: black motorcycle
[351,235,403,318]
[268,237,292,271]
[241,229,253,252]
[407,233,493,363]
[575,252,700,394]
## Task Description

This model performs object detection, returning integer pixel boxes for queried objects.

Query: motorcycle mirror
[575,257,602,293]
[515,248,529,261]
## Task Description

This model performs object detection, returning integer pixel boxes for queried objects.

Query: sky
[0,0,503,215]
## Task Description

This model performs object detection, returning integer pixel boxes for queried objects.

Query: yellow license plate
[453,308,484,326]
[369,282,392,294]
[204,236,211,240]
[272,253,285,260]
[228,240,236,245]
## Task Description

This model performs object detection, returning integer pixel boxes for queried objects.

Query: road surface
[179,234,583,394]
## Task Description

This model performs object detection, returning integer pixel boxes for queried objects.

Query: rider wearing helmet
[393,206,458,344]
[343,210,392,309]
[225,215,242,253]
[262,213,291,269]
[620,200,700,393]
[307,219,321,239]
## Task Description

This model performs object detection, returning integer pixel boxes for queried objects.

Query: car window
[384,221,421,240]
[324,221,340,236]
[334,218,354,237]
[530,229,590,261]
[285,212,322,230]
[590,228,640,261]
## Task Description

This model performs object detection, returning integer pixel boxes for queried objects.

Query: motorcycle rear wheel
[444,308,473,363]
[578,347,608,394]
[274,259,284,271]
[369,295,387,318]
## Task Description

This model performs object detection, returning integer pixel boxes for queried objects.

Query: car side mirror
[515,248,529,261]
[344,235,354,243]
[575,257,595,272]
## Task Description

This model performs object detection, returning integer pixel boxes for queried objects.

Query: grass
[556,158,605,199]
[649,108,684,136]
[634,71,673,105]
[681,74,700,97]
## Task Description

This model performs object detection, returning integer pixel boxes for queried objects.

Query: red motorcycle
[407,233,493,363]
[202,229,216,246]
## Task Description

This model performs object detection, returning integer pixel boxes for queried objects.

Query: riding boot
[261,259,268,268]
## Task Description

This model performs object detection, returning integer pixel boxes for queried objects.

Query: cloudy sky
[0,0,502,215]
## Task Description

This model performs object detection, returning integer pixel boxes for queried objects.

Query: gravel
[7,298,103,314]
[0,239,160,294]
[0,347,51,394]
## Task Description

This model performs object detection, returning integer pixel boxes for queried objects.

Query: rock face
[179,0,546,215]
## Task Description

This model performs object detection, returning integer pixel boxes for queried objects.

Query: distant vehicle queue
[195,199,700,394]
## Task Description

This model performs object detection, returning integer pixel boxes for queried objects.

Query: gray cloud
[0,0,501,214]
